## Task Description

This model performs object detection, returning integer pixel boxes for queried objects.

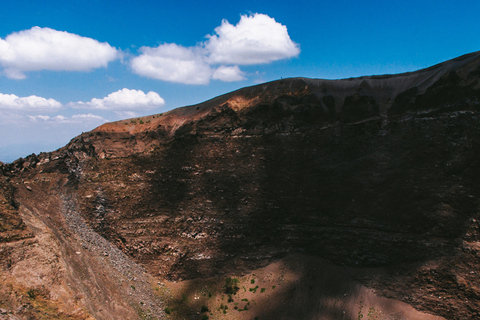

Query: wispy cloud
[130,13,299,85]
[28,113,108,124]
[0,27,119,79]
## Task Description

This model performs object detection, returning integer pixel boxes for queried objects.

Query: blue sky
[1,0,479,162]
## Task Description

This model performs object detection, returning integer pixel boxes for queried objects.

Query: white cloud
[71,113,107,121]
[70,88,165,110]
[212,65,246,82]
[28,115,51,121]
[131,44,212,85]
[28,113,107,124]
[0,93,62,111]
[130,13,299,85]
[115,111,138,119]
[205,13,299,65]
[0,27,119,79]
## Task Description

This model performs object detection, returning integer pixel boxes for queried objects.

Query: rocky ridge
[1,51,480,319]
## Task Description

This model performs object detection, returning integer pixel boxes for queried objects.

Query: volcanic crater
[1,51,480,319]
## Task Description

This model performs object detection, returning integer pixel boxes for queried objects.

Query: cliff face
[1,51,480,319]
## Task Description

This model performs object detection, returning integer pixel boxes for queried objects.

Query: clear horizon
[1,0,479,162]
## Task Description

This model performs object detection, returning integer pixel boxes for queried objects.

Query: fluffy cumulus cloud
[131,13,299,85]
[205,13,300,65]
[212,65,246,82]
[0,27,119,79]
[0,93,62,111]
[131,44,212,85]
[70,88,165,110]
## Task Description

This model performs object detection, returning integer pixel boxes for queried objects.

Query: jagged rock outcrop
[1,51,480,319]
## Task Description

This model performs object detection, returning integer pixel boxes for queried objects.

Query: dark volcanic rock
[3,50,480,319]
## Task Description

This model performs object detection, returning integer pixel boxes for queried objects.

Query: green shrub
[218,303,228,314]
[224,277,240,295]
[200,305,209,313]
[27,289,37,299]
[249,286,259,293]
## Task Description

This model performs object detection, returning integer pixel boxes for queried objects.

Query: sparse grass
[151,271,284,319]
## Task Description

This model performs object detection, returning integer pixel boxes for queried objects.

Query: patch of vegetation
[27,288,37,299]
[272,285,276,289]
[260,288,266,293]
[134,304,154,320]
[251,279,255,284]
[358,298,364,320]
[164,307,173,314]
[224,277,240,295]
[201,315,209,320]
[249,285,259,293]
[218,303,228,314]
[238,303,249,312]
[367,307,382,320]
[139,119,144,124]
[200,305,209,313]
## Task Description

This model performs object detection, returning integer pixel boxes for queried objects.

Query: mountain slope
[1,51,480,319]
